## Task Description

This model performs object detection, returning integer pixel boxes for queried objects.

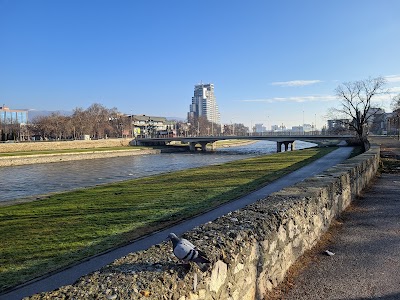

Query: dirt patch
[263,218,345,299]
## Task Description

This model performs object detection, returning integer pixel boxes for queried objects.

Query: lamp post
[314,113,317,132]
[130,112,133,138]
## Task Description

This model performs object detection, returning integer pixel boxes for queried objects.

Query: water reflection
[0,141,315,202]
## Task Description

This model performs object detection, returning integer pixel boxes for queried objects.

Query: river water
[0,141,315,203]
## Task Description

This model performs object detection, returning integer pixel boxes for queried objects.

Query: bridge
[135,133,355,152]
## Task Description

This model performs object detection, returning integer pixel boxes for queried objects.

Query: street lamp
[130,112,133,138]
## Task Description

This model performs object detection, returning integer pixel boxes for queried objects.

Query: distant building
[254,123,266,133]
[1,105,29,141]
[271,125,280,132]
[327,119,351,132]
[386,110,400,136]
[366,107,386,134]
[188,83,220,124]
[291,126,303,133]
[0,105,28,124]
[303,124,313,132]
[271,124,286,132]
[131,115,169,138]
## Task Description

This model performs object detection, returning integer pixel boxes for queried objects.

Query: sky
[1,0,400,129]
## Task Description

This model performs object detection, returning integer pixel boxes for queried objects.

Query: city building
[254,123,266,133]
[131,114,171,138]
[384,110,400,136]
[271,124,287,132]
[291,126,304,133]
[327,119,351,132]
[188,83,220,124]
[0,105,28,124]
[1,105,29,141]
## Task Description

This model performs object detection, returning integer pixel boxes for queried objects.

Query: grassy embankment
[0,147,335,291]
[0,140,254,157]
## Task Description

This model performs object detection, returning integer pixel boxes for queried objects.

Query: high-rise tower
[188,83,220,124]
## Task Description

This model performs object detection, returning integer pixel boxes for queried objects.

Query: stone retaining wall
[27,147,380,300]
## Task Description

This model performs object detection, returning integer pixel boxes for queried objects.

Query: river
[0,141,316,203]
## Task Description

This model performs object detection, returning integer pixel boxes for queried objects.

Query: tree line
[28,103,131,140]
[25,104,248,140]
[2,103,249,142]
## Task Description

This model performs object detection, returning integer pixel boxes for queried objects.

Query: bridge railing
[167,130,355,138]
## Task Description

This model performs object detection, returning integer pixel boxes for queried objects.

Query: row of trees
[185,115,248,136]
[6,104,244,141]
[29,103,131,140]
[27,106,244,140]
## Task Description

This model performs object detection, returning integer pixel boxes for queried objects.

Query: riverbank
[0,147,334,293]
[0,139,162,167]
[0,138,133,152]
[0,148,162,167]
[0,139,255,167]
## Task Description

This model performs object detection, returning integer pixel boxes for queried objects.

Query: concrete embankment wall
[0,149,163,167]
[30,146,380,300]
[0,139,162,167]
[0,139,132,152]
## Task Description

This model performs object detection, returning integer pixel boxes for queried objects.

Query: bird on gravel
[167,233,210,272]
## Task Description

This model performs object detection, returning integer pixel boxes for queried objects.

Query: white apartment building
[188,83,220,124]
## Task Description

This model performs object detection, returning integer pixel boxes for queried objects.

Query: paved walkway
[1,147,354,300]
[282,137,400,300]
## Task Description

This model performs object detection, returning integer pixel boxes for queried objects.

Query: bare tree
[223,123,247,135]
[107,108,131,138]
[333,76,387,151]
[187,116,211,136]
[85,103,111,139]
[29,104,129,140]
[71,107,89,139]
[30,115,52,139]
[392,94,400,111]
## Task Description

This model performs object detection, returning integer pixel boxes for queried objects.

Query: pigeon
[167,233,210,272]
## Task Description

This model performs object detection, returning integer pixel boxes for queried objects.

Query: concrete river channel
[0,140,315,203]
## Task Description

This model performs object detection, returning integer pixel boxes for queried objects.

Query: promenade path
[1,147,354,300]
[273,136,400,300]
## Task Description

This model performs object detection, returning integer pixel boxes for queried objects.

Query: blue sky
[1,0,400,129]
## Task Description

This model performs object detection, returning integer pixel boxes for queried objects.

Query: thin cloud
[385,75,400,83]
[241,95,336,103]
[389,86,400,93]
[271,80,322,87]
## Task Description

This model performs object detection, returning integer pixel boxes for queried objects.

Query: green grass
[0,147,335,291]
[0,146,144,157]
